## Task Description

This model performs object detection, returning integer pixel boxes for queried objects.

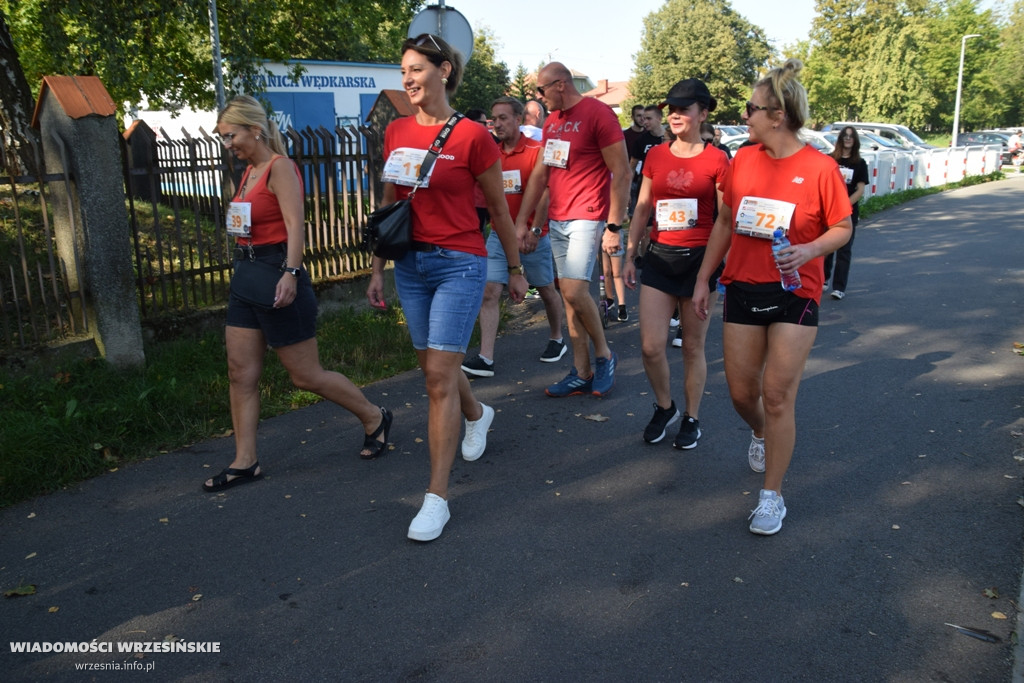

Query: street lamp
[952,33,981,148]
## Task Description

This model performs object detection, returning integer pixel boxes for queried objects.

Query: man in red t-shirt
[516,62,632,398]
[461,97,567,378]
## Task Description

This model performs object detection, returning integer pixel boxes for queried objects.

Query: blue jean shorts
[485,231,555,287]
[393,247,486,353]
[548,219,603,281]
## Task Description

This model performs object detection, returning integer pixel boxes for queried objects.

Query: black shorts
[723,281,818,327]
[640,242,722,298]
[225,253,318,348]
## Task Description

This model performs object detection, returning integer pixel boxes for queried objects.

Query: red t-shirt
[383,116,500,256]
[720,144,852,301]
[232,155,302,245]
[499,134,545,233]
[542,97,624,222]
[644,142,729,248]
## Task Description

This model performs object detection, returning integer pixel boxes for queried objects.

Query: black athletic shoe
[461,354,495,378]
[643,401,680,444]
[673,413,701,450]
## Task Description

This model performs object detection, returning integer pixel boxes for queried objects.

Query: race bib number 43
[735,196,796,239]
[382,148,435,187]
[656,199,698,230]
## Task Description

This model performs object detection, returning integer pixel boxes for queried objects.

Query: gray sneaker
[749,489,786,535]
[748,433,765,472]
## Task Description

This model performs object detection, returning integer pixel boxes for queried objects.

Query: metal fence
[0,136,84,353]
[122,123,382,321]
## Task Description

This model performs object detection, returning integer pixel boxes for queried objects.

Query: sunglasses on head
[415,34,444,55]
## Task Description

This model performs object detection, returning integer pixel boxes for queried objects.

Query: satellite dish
[408,4,474,62]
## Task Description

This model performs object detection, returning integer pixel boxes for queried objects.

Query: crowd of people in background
[216,33,859,543]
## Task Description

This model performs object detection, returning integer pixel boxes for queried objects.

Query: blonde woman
[205,96,393,492]
[692,61,852,535]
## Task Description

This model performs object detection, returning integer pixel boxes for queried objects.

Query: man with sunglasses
[515,62,631,398]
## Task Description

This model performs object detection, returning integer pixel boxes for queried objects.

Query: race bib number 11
[382,148,434,188]
[734,196,796,239]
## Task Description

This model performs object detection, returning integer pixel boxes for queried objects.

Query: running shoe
[830,290,845,300]
[592,352,617,397]
[540,339,568,363]
[673,413,701,450]
[643,401,679,444]
[749,489,786,535]
[461,354,495,378]
[748,433,765,472]
[546,368,593,397]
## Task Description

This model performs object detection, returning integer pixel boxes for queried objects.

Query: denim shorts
[485,231,555,287]
[225,259,318,348]
[548,219,603,281]
[393,247,486,353]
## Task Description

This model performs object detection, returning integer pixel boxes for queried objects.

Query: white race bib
[382,148,435,188]
[734,196,796,239]
[839,166,854,184]
[502,169,522,194]
[226,201,252,237]
[655,199,698,230]
[543,139,570,168]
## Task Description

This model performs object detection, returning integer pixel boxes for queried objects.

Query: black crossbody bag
[364,113,463,260]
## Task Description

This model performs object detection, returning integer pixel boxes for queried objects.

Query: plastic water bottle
[771,228,801,292]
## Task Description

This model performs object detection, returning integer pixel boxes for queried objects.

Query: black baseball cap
[659,78,717,112]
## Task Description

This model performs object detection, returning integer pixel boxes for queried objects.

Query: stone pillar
[33,75,144,368]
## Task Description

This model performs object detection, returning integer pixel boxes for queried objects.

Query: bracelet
[606,223,622,233]
[508,264,525,275]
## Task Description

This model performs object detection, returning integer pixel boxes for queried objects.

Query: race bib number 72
[734,196,796,239]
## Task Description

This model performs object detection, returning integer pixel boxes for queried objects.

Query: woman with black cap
[623,78,730,450]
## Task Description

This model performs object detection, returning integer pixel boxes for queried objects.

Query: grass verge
[860,170,1004,221]
[0,304,418,508]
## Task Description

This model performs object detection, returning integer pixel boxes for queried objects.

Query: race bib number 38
[734,196,796,239]
[502,169,522,194]
[656,199,698,230]
[382,148,435,187]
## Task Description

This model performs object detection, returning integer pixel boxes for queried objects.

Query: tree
[850,22,936,128]
[628,0,773,123]
[450,27,510,114]
[989,0,1024,126]
[0,9,39,175]
[510,62,533,103]
[2,0,420,114]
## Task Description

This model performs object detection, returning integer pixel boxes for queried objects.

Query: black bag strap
[408,112,463,200]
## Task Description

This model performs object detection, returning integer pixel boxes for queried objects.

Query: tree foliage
[628,0,773,124]
[510,62,533,103]
[2,0,421,113]
[450,27,510,114]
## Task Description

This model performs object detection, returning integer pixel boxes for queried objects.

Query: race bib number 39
[382,148,434,187]
[543,139,570,168]
[734,196,796,239]
[656,199,698,230]
[227,201,252,237]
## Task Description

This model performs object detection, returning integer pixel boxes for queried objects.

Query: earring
[441,77,448,85]
[255,134,261,141]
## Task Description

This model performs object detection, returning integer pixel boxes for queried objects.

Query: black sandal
[202,462,263,492]
[360,407,393,460]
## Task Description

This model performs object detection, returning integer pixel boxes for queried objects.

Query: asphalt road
[2,176,1022,682]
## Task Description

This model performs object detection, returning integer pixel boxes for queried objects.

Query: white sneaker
[462,402,494,461]
[407,493,450,541]
[748,433,765,472]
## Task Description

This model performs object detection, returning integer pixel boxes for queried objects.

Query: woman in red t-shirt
[623,78,729,451]
[204,95,392,493]
[366,34,527,543]
[693,60,852,536]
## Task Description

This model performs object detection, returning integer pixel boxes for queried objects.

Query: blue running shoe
[546,368,594,397]
[592,352,617,397]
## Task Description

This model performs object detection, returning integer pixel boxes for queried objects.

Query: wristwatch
[283,266,301,277]
[530,226,542,236]
[508,264,525,276]
[606,223,622,233]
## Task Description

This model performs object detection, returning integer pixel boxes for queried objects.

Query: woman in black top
[824,126,869,299]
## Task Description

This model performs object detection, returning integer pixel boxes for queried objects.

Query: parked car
[958,131,1013,165]
[824,121,934,150]
[798,129,835,153]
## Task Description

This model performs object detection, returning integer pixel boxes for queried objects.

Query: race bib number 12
[734,196,796,239]
[543,139,570,168]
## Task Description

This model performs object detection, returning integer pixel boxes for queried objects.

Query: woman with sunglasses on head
[823,126,868,299]
[205,95,393,493]
[366,34,527,542]
[692,60,852,535]
[623,79,729,450]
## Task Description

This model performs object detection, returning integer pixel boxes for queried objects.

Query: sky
[441,0,817,83]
